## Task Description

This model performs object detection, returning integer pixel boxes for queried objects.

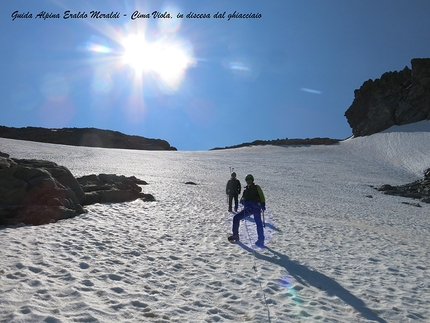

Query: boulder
[0,152,154,226]
[0,154,86,226]
[76,174,154,205]
[12,159,86,205]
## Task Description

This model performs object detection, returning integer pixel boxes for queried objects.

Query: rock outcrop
[77,174,154,205]
[376,168,430,205]
[0,126,177,151]
[0,153,86,226]
[345,58,430,137]
[0,152,154,226]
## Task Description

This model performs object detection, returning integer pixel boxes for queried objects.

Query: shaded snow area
[1,121,430,322]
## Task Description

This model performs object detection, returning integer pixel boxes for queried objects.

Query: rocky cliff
[0,126,177,151]
[345,58,430,137]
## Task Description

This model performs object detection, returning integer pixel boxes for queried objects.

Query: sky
[1,1,430,151]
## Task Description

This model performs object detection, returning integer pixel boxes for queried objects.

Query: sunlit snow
[1,121,430,322]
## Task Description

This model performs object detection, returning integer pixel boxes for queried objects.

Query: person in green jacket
[228,174,266,247]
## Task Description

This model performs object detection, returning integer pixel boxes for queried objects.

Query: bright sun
[121,34,194,90]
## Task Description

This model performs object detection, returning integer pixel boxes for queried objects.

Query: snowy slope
[0,121,429,322]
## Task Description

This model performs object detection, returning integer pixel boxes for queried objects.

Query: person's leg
[228,194,233,211]
[253,207,264,245]
[233,193,238,211]
[231,209,246,239]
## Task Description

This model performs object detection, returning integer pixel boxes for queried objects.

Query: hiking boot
[228,208,232,212]
[255,240,264,247]
[228,235,239,242]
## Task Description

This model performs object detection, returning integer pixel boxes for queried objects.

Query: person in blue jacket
[228,174,266,247]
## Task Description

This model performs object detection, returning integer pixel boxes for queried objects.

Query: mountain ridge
[211,137,340,150]
[0,126,177,151]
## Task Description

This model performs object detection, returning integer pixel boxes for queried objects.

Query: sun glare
[121,33,195,90]
[122,35,152,72]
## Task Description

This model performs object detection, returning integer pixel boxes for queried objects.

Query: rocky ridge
[211,137,340,150]
[0,126,177,151]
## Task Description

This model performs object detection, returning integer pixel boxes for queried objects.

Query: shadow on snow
[238,244,387,323]
[243,214,282,233]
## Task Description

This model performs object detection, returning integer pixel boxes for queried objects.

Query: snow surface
[1,121,430,323]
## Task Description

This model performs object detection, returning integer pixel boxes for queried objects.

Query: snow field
[0,121,429,322]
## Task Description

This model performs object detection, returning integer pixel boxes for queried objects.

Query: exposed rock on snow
[377,168,430,204]
[0,152,153,226]
[345,58,430,136]
[77,174,154,205]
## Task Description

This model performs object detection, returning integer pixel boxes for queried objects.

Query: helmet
[245,174,254,181]
[231,172,236,177]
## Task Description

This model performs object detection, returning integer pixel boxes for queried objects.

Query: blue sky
[2,1,430,150]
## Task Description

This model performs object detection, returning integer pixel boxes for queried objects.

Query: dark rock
[77,174,154,205]
[0,205,85,226]
[127,176,148,185]
[13,159,86,205]
[0,126,177,151]
[0,154,154,226]
[377,184,397,192]
[185,182,197,185]
[401,202,422,207]
[377,169,430,204]
[345,58,430,137]
[0,157,87,226]
[422,197,430,203]
[211,137,340,150]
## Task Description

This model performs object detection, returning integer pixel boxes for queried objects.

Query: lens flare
[229,61,250,71]
[85,35,112,54]
[300,87,323,95]
[279,274,304,304]
[92,69,113,93]
[40,73,70,99]
[72,7,196,128]
[222,56,260,80]
[38,97,76,128]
